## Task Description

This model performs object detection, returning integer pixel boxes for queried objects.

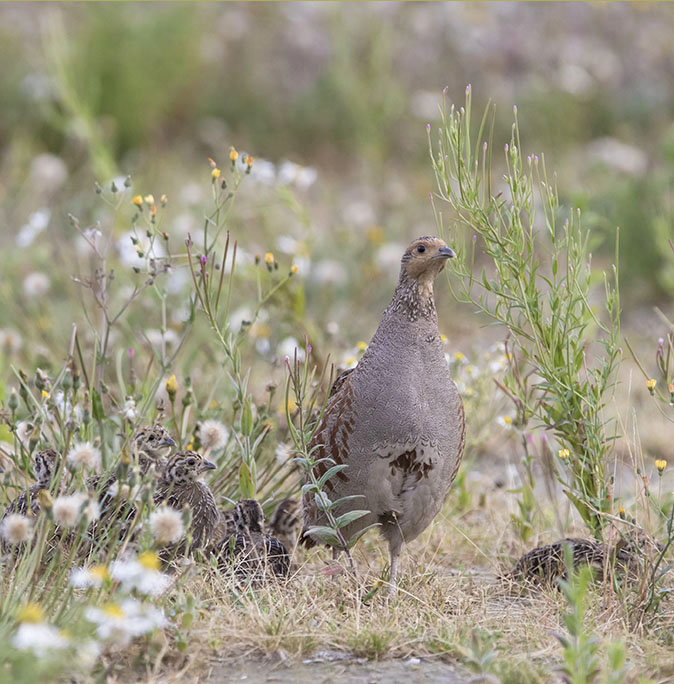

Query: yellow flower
[211,168,221,180]
[618,506,626,517]
[41,390,49,400]
[646,378,657,392]
[669,382,674,395]
[558,448,570,459]
[17,603,44,624]
[229,146,238,163]
[166,374,178,400]
[186,440,194,450]
[151,204,157,218]
[132,195,143,208]
[144,194,155,206]
[138,550,160,571]
[290,264,299,275]
[440,334,448,344]
[103,603,124,618]
[264,252,274,265]
[366,226,386,245]
[356,341,368,352]
[89,565,110,582]
[656,459,667,473]
[454,352,464,361]
[207,157,217,168]
[246,155,254,168]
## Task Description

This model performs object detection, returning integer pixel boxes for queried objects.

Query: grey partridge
[216,499,290,582]
[89,424,176,530]
[2,448,58,519]
[268,498,300,550]
[510,538,605,585]
[302,236,465,592]
[510,530,664,586]
[154,450,218,554]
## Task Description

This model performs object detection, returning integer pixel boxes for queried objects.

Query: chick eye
[188,459,196,466]
[417,245,426,253]
[148,435,155,441]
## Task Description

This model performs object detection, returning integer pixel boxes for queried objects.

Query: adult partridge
[302,236,465,592]
[154,450,219,555]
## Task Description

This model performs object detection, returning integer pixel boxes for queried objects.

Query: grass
[1,6,674,681]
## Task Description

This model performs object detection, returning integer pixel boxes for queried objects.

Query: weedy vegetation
[1,75,673,683]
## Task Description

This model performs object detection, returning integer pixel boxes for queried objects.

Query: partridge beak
[160,436,176,448]
[201,460,217,472]
[435,246,456,259]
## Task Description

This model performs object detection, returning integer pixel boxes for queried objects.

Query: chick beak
[160,436,176,448]
[435,245,456,259]
[201,460,217,472]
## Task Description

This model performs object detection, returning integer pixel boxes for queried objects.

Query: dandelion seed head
[1,513,33,545]
[149,507,185,545]
[53,494,85,528]
[198,419,229,451]
[67,441,101,471]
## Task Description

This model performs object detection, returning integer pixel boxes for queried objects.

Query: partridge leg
[388,538,402,597]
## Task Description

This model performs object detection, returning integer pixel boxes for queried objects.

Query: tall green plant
[430,87,622,538]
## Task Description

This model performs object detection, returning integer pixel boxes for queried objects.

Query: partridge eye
[148,435,155,441]
[188,459,196,466]
[417,245,426,253]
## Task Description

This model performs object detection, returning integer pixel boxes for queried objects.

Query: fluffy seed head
[52,494,85,527]
[198,419,229,451]
[149,506,185,544]
[1,513,33,545]
[67,441,101,471]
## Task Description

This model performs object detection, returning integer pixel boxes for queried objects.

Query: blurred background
[0,2,673,455]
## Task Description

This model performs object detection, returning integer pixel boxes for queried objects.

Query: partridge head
[132,424,175,471]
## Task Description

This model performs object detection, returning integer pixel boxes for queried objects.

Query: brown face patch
[403,237,451,283]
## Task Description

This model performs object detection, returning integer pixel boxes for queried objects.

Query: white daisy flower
[67,441,101,471]
[110,552,171,597]
[85,599,167,646]
[0,513,33,545]
[149,507,185,545]
[70,564,109,589]
[198,419,229,451]
[12,623,69,656]
[496,416,514,430]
